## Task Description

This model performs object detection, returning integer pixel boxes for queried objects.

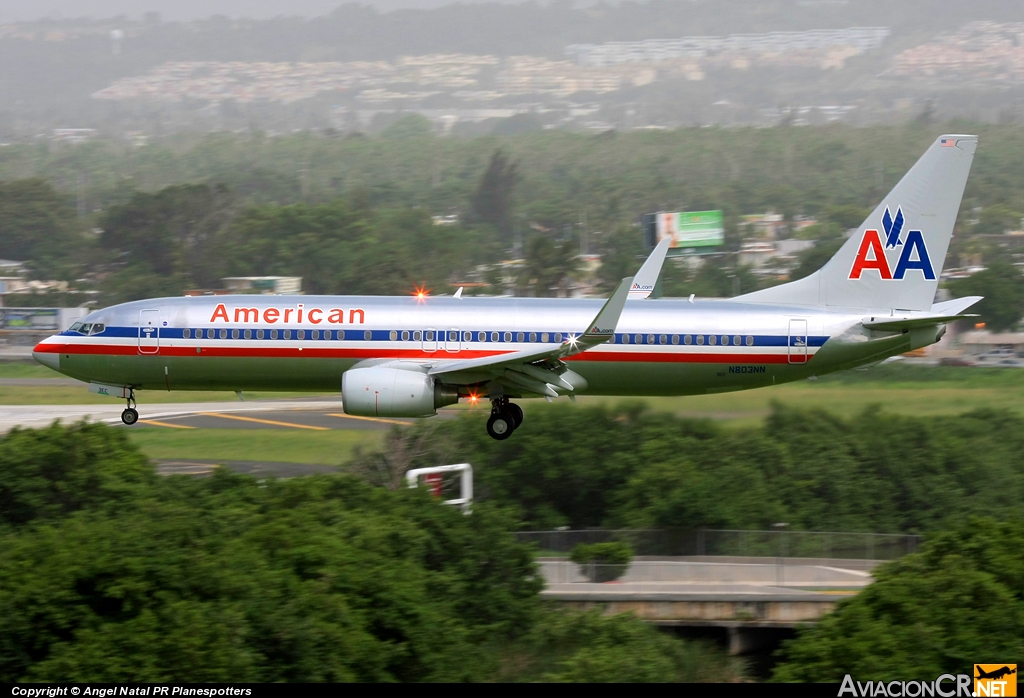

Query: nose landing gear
[121,390,139,425]
[486,397,524,440]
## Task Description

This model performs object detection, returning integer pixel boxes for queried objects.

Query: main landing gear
[121,390,139,426]
[486,398,524,440]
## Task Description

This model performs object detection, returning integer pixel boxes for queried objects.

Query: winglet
[629,237,671,299]
[582,277,632,341]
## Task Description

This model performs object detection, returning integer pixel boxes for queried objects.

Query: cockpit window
[89,324,105,335]
[69,322,84,333]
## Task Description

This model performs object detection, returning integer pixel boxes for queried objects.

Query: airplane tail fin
[736,134,978,311]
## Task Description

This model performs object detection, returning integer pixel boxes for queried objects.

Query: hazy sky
[0,0,554,23]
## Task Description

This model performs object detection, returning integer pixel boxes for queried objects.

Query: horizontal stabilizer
[862,314,978,332]
[931,296,983,316]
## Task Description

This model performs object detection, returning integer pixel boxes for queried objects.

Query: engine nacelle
[342,366,458,418]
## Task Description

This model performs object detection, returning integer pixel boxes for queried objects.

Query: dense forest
[0,421,741,682]
[3,123,1024,305]
[1,413,1021,681]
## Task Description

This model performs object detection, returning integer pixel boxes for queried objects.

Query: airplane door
[788,319,808,364]
[139,309,161,355]
[422,328,437,353]
[446,328,461,353]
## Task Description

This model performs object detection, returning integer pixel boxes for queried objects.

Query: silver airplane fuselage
[32,294,932,396]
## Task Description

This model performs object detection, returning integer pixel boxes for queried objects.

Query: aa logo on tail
[849,207,936,281]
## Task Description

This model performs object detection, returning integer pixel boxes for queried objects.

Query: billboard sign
[643,210,725,254]
[0,308,60,331]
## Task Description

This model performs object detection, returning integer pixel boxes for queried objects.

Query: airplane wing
[628,237,671,299]
[428,277,633,397]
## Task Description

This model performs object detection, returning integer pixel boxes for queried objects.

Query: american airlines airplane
[34,134,981,440]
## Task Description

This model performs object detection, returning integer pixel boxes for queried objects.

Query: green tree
[790,239,844,281]
[949,260,1024,331]
[470,149,519,245]
[0,421,155,528]
[518,234,580,297]
[974,204,1022,236]
[772,518,1024,682]
[100,184,236,289]
[0,179,77,270]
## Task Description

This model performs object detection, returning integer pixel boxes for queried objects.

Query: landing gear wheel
[486,413,513,440]
[121,408,139,426]
[507,403,524,430]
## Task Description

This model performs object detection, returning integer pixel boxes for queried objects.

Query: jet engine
[342,365,458,418]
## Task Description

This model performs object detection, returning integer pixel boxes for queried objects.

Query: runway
[0,398,439,433]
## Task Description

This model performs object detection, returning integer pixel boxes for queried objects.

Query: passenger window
[542,332,549,342]
[555,333,562,342]
[364,330,372,340]
[244,329,252,339]
[622,334,630,344]
[529,332,536,342]
[283,330,291,340]
[449,331,458,342]
[517,332,525,342]
[183,328,191,339]
[696,335,704,345]
[257,329,264,339]
[311,330,319,340]
[207,329,215,339]
[672,335,679,345]
[414,330,422,341]
[634,334,642,344]
[425,330,433,341]
[734,336,741,346]
[709,335,717,345]
[746,336,754,346]
[270,330,278,339]
[390,330,397,341]
[647,334,654,344]
[231,329,239,339]
[504,332,512,342]
[219,329,227,339]
[684,335,692,345]
[659,334,667,344]
[721,335,729,346]
[402,330,409,341]
[491,332,499,341]
[297,330,304,340]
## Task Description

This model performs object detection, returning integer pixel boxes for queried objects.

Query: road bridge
[539,556,878,654]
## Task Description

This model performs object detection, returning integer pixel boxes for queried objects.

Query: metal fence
[513,528,922,561]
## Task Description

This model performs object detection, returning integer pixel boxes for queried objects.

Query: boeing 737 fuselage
[33,135,983,439]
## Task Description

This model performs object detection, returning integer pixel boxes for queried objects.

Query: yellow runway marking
[327,413,409,426]
[197,412,329,430]
[140,419,196,429]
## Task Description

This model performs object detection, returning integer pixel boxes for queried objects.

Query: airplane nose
[32,340,60,371]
